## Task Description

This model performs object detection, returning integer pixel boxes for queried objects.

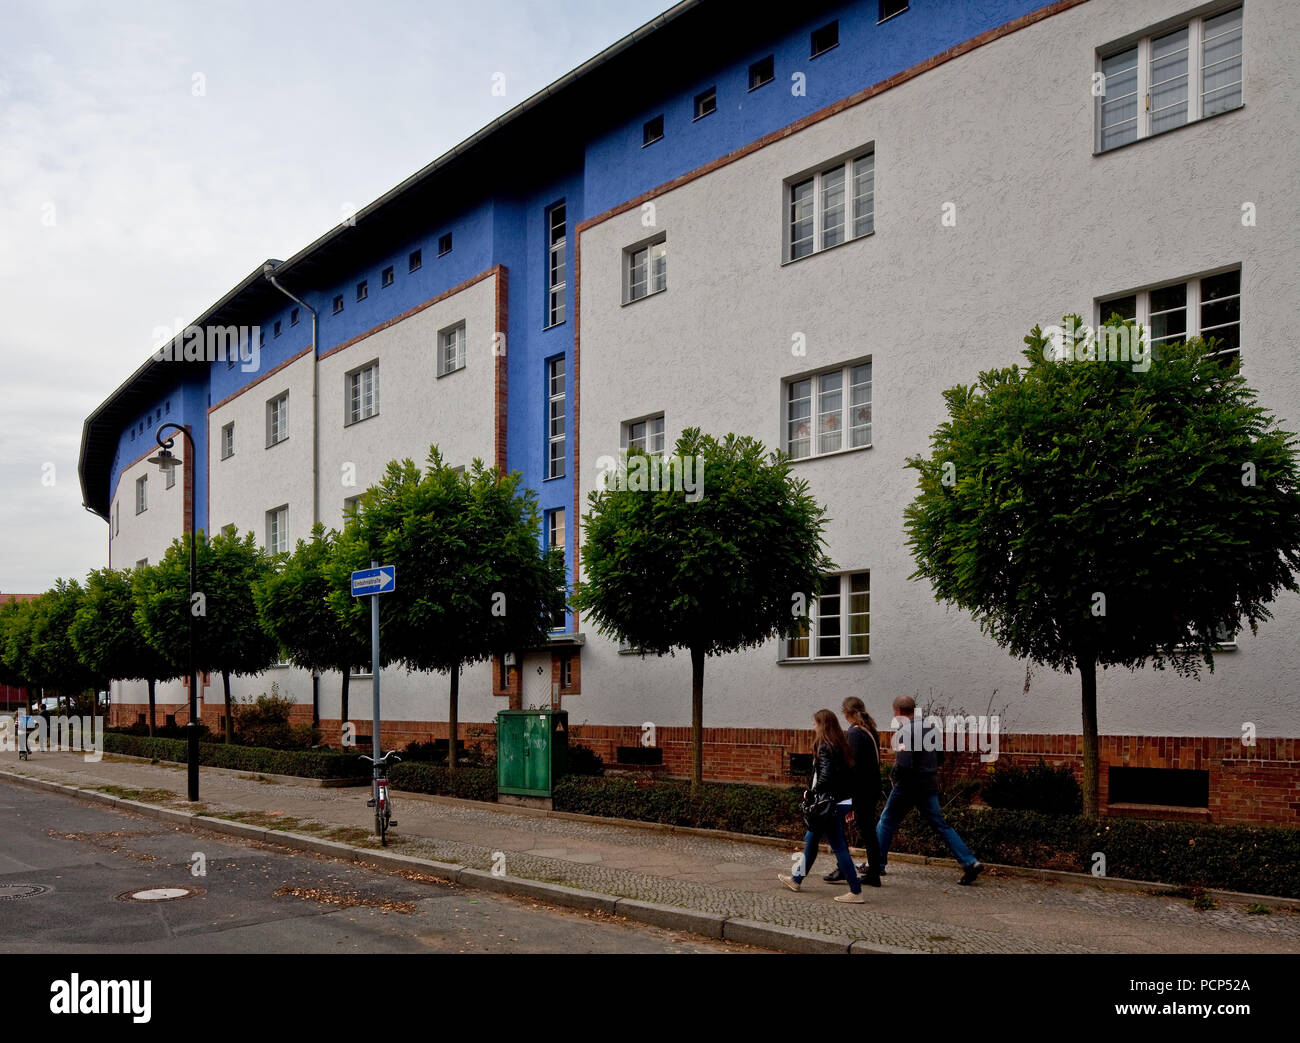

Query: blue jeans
[794,805,861,894]
[876,786,977,870]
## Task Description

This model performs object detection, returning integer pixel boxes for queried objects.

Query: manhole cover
[118,886,204,902]
[0,884,49,900]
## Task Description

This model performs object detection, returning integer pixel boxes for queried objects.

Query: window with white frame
[787,151,874,261]
[220,523,237,538]
[221,421,234,460]
[266,505,288,555]
[135,558,148,570]
[1098,268,1240,363]
[346,361,379,424]
[547,507,566,629]
[135,475,147,514]
[343,495,362,523]
[623,414,665,455]
[1097,6,1242,153]
[547,357,565,479]
[437,322,466,377]
[547,202,566,327]
[785,572,870,660]
[786,362,872,459]
[624,236,667,302]
[266,392,288,447]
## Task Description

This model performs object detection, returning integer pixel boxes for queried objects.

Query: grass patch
[97,785,178,804]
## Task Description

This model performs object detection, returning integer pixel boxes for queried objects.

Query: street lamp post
[147,423,200,801]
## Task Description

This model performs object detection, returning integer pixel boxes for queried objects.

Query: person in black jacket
[778,709,863,902]
[877,695,985,885]
[823,696,883,887]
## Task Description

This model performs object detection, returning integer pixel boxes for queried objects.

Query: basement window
[1108,766,1210,808]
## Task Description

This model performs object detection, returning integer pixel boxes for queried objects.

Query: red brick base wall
[104,702,1298,828]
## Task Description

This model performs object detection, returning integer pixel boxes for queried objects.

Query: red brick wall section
[102,701,1300,829]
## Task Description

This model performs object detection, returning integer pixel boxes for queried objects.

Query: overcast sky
[0,0,668,595]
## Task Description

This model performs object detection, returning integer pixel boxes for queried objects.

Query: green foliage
[232,692,306,749]
[101,732,363,778]
[21,580,98,703]
[134,530,279,679]
[575,429,831,656]
[329,451,565,675]
[553,776,806,839]
[888,808,1300,898]
[0,597,39,694]
[388,762,498,802]
[905,320,1300,675]
[564,742,604,776]
[253,524,370,676]
[980,759,1083,815]
[70,567,180,688]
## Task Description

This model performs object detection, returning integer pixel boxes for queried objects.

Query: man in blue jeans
[877,695,985,886]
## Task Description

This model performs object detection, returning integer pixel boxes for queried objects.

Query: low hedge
[888,807,1300,898]
[103,732,364,780]
[553,776,805,839]
[387,762,497,802]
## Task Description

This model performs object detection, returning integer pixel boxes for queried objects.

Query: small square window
[332,295,344,315]
[879,0,908,21]
[409,249,422,272]
[643,115,664,147]
[748,55,774,90]
[438,233,452,256]
[811,20,839,57]
[381,266,394,287]
[356,280,368,302]
[693,87,716,120]
[290,307,299,326]
[273,320,282,338]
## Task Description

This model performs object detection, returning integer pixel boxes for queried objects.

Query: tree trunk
[690,645,705,793]
[340,669,350,741]
[448,662,460,777]
[1080,653,1099,818]
[222,669,233,743]
[147,678,156,737]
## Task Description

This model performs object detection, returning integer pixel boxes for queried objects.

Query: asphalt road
[0,779,764,954]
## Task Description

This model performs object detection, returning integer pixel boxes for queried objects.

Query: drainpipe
[262,261,321,727]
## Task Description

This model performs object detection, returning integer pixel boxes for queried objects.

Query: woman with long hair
[778,709,863,902]
[823,696,884,887]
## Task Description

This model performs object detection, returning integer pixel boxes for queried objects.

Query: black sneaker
[959,861,985,886]
[823,867,847,884]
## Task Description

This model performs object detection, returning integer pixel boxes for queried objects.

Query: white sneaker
[834,892,865,904]
[777,874,802,892]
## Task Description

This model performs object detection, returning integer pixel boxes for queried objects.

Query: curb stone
[460,869,620,913]
[612,898,727,938]
[723,918,854,953]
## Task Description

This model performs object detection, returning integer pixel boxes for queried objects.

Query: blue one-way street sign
[351,565,396,596]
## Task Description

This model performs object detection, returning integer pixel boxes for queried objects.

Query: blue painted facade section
[91,1,1051,627]
[583,0,1044,216]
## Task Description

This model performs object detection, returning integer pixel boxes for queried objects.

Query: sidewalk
[4,752,1297,954]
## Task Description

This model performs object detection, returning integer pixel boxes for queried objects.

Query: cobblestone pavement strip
[5,753,1297,954]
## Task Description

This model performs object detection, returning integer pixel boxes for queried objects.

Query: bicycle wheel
[375,809,387,844]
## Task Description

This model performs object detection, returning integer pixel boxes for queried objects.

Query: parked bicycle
[360,750,401,844]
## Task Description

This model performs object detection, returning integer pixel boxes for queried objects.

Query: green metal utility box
[497,709,568,798]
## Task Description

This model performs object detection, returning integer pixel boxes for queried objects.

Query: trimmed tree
[135,530,279,742]
[253,524,371,742]
[574,428,832,790]
[27,580,98,712]
[330,450,565,774]
[70,566,181,735]
[0,596,39,708]
[904,318,1300,817]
